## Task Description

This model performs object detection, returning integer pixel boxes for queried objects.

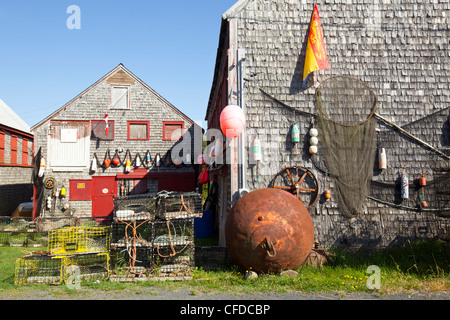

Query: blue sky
[0,0,238,128]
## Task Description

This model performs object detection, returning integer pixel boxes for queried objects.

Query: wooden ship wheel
[272,166,319,209]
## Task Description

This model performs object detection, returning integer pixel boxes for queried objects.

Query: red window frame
[91,120,115,140]
[10,135,18,164]
[0,131,5,163]
[163,121,185,141]
[127,121,150,140]
[22,138,28,165]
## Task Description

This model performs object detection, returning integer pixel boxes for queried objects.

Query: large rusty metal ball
[225,188,315,273]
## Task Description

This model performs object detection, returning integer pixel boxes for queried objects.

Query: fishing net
[315,76,377,218]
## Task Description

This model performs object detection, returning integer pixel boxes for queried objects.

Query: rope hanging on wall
[315,76,378,219]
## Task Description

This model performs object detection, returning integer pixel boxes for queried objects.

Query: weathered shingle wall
[232,0,449,248]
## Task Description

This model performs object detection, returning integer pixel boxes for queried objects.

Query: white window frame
[111,85,130,109]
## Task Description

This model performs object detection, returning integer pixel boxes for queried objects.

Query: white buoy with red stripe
[38,157,46,178]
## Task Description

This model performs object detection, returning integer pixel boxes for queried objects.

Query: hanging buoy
[135,153,141,168]
[60,187,66,197]
[38,157,46,178]
[253,136,262,182]
[309,128,319,137]
[309,145,318,155]
[112,153,120,166]
[125,160,131,173]
[310,136,319,146]
[253,136,262,162]
[103,150,112,168]
[220,105,246,139]
[144,151,152,168]
[120,180,125,196]
[291,125,300,154]
[379,148,387,170]
[309,121,319,156]
[324,189,331,199]
[46,196,52,210]
[91,155,97,172]
[420,200,428,208]
[155,154,161,167]
[104,158,111,168]
[419,170,429,187]
[401,168,409,199]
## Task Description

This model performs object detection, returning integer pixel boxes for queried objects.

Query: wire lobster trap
[0,231,47,247]
[48,226,111,255]
[114,194,157,221]
[194,246,235,271]
[155,191,203,220]
[14,252,110,285]
[153,244,195,276]
[111,220,153,248]
[0,217,35,232]
[15,255,64,285]
[62,252,110,283]
[152,218,194,248]
[111,246,153,276]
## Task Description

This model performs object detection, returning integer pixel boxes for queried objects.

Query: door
[92,176,117,220]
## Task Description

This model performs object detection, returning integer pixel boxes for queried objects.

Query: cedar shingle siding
[207,0,450,248]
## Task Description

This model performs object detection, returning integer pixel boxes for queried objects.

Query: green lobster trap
[48,226,111,255]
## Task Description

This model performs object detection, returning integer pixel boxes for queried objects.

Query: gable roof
[0,98,31,134]
[31,64,194,131]
[222,0,252,20]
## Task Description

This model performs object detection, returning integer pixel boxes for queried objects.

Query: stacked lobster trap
[110,191,202,280]
[14,226,111,285]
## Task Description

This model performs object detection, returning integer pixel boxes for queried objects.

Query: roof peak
[0,98,31,133]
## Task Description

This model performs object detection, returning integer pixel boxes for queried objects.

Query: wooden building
[31,64,201,220]
[206,0,449,248]
[0,99,34,216]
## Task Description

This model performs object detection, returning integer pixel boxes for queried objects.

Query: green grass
[0,239,448,298]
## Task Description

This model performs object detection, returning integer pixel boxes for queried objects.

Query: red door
[92,177,117,220]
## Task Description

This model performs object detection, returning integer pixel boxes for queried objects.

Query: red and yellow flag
[303,4,329,82]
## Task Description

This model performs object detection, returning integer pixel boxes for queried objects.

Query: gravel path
[1,287,448,300]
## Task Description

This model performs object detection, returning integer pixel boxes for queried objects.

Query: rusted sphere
[225,188,315,274]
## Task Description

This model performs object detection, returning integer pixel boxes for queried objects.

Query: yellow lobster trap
[48,226,111,255]
[14,252,110,285]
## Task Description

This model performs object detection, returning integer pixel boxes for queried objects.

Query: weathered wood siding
[220,0,449,248]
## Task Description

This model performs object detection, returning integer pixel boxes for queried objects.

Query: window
[91,120,114,140]
[48,121,90,171]
[111,86,129,109]
[10,135,17,164]
[163,121,184,141]
[22,138,28,165]
[0,131,4,163]
[128,121,149,140]
[118,179,149,196]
